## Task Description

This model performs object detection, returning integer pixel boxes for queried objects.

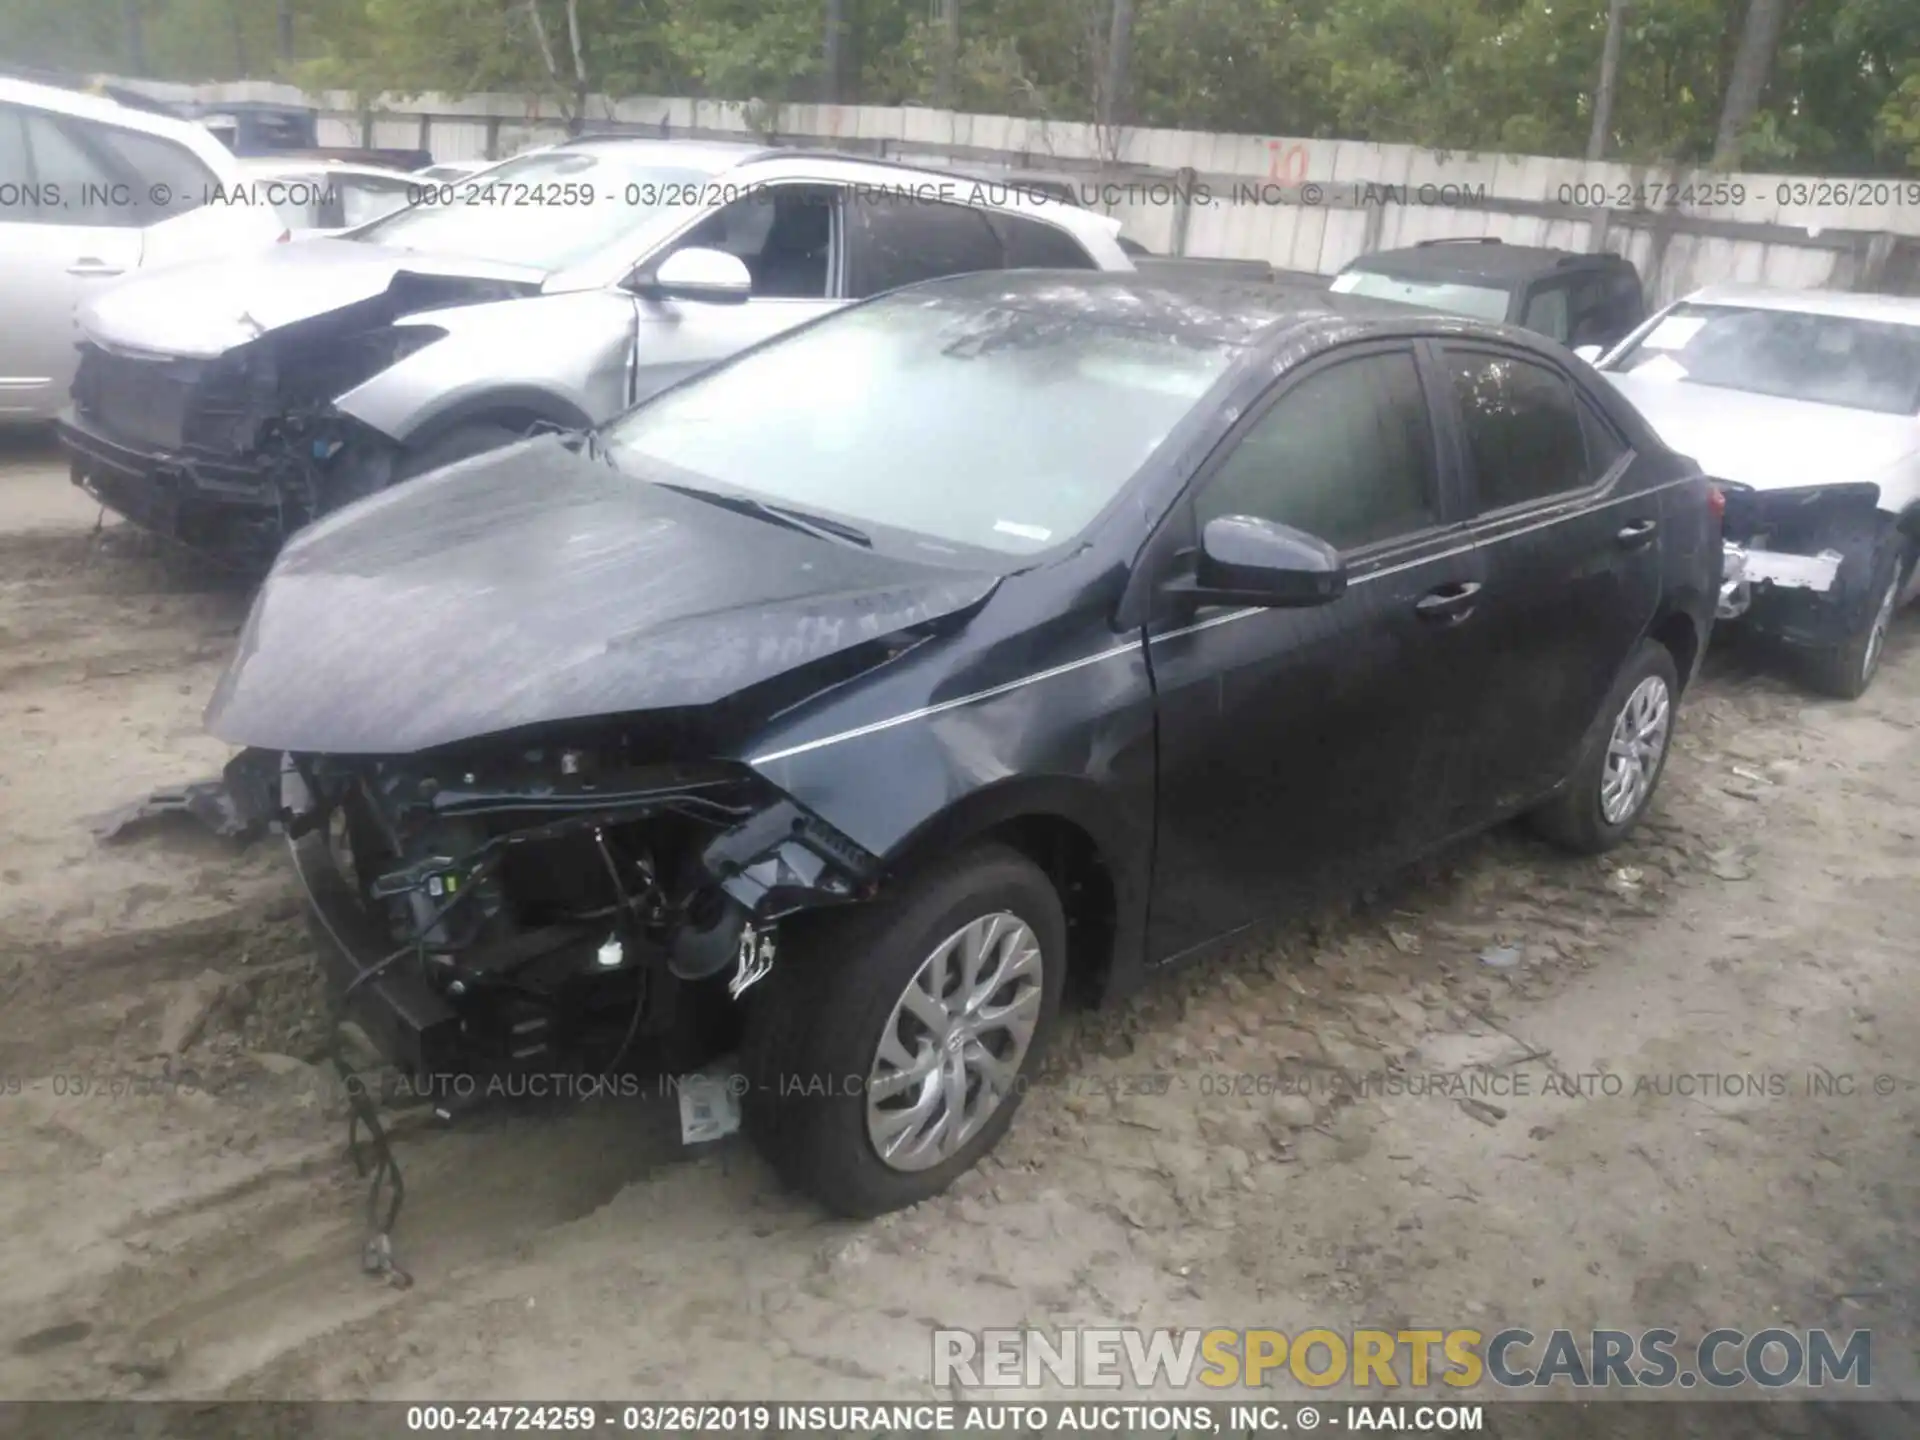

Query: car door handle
[1616,518,1658,549]
[67,259,125,277]
[1415,581,1482,623]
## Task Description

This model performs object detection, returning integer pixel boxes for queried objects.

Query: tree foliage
[1,0,1915,172]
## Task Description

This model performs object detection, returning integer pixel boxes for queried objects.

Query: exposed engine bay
[223,742,881,1279]
[62,273,539,566]
[269,743,878,1075]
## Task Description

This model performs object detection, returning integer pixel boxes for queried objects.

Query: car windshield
[1607,303,1920,415]
[603,287,1240,560]
[1330,268,1512,323]
[347,146,723,270]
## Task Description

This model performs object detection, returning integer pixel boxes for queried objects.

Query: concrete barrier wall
[164,78,1920,303]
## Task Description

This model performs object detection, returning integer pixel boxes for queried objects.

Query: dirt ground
[1,428,1915,1411]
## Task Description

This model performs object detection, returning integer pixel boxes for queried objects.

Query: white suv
[0,77,284,422]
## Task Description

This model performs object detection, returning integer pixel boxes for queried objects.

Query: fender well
[1648,603,1705,693]
[876,777,1141,1008]
[355,386,595,451]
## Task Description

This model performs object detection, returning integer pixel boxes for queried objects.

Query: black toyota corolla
[209,270,1719,1220]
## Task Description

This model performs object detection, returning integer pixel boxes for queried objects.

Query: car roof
[1679,283,1920,328]
[1345,239,1629,286]
[548,135,1126,242]
[892,268,1537,350]
[236,157,410,181]
[0,75,243,178]
[552,135,777,170]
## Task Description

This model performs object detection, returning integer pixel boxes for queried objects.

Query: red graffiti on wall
[1266,140,1311,184]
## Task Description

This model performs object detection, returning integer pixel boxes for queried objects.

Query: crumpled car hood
[205,439,999,755]
[77,238,548,359]
[1605,373,1918,496]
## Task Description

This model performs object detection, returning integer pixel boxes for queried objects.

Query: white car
[415,159,495,182]
[0,76,285,422]
[235,158,419,240]
[1598,285,1920,698]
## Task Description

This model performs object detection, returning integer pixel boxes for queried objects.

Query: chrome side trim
[748,636,1144,766]
[748,472,1704,767]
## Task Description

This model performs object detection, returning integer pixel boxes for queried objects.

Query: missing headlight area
[67,331,422,565]
[272,745,879,1277]
[63,269,536,568]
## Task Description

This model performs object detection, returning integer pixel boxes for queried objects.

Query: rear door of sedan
[1431,342,1663,827]
[1141,339,1496,963]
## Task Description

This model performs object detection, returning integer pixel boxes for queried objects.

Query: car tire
[741,843,1065,1218]
[393,421,528,483]
[1528,638,1680,855]
[1802,530,1910,701]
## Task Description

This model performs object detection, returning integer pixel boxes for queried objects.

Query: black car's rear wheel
[741,843,1065,1217]
[1529,639,1679,855]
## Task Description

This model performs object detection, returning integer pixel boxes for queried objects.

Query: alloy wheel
[1600,675,1671,825]
[865,911,1044,1172]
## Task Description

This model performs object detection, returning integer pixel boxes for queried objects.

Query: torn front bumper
[1717,541,1842,620]
[60,410,285,565]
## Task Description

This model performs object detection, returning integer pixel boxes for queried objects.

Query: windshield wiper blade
[656,483,872,548]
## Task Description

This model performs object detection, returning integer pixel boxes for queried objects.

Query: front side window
[1330,266,1513,324]
[665,184,840,299]
[604,286,1240,560]
[1447,350,1590,512]
[1605,302,1920,415]
[1196,350,1440,551]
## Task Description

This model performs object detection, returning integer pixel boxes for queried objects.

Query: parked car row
[4,73,1913,1233]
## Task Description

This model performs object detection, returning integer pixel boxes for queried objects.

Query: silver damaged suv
[59,136,1136,566]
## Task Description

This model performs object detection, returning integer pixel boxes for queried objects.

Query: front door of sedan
[1143,343,1493,964]
[1432,344,1663,826]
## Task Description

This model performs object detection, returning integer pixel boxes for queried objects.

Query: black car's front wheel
[1529,638,1679,855]
[742,843,1065,1217]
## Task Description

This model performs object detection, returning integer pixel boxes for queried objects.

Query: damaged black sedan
[208,271,1717,1221]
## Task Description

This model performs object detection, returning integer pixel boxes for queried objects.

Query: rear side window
[1579,398,1628,476]
[988,212,1097,269]
[1445,350,1590,512]
[1197,349,1440,551]
[93,126,216,221]
[845,195,1004,297]
[1522,283,1572,343]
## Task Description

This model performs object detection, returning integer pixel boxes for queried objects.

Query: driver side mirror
[630,246,752,305]
[1178,514,1347,608]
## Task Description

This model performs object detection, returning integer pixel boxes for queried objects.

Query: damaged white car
[1597,285,1920,698]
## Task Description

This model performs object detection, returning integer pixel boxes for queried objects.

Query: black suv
[1332,238,1647,353]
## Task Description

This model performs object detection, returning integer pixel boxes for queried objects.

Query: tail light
[276,229,292,243]
[1707,484,1726,521]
